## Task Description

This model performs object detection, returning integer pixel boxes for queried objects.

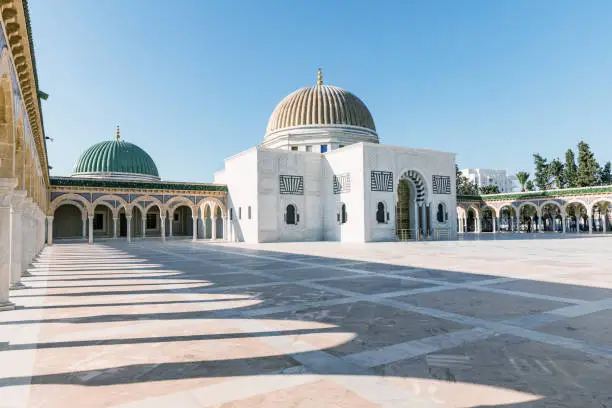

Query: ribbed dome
[265,84,376,137]
[72,139,160,180]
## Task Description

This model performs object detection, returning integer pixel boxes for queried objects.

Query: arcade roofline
[49,176,228,193]
[458,184,612,202]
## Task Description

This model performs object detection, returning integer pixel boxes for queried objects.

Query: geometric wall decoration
[279,175,304,195]
[432,175,451,194]
[370,171,393,192]
[333,173,351,194]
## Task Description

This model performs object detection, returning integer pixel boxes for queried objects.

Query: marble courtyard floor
[1,236,612,407]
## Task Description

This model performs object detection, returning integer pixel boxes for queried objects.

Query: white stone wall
[363,144,457,241]
[217,142,457,243]
[214,148,259,243]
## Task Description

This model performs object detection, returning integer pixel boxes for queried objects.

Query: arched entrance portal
[53,203,85,239]
[395,170,427,240]
[395,179,415,240]
[541,203,562,232]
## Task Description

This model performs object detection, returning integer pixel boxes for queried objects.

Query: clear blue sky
[29,0,612,182]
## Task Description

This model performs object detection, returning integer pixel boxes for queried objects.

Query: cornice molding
[1,0,49,185]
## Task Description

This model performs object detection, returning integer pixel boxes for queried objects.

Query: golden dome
[265,81,377,138]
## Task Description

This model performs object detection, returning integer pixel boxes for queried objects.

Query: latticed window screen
[433,175,451,194]
[280,175,304,195]
[371,171,393,192]
[333,173,351,194]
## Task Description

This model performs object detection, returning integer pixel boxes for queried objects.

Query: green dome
[72,139,160,181]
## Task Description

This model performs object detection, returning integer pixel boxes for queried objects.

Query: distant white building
[461,168,518,193]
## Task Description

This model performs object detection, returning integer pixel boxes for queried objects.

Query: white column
[160,216,166,242]
[168,215,173,238]
[141,217,147,238]
[561,216,566,233]
[192,216,198,241]
[88,215,94,244]
[474,216,480,234]
[21,199,33,269]
[604,213,608,234]
[222,216,227,240]
[47,215,54,245]
[0,178,17,310]
[113,217,118,238]
[588,214,593,234]
[203,217,208,239]
[126,215,132,243]
[82,215,87,239]
[212,216,217,239]
[9,192,26,289]
[492,217,497,234]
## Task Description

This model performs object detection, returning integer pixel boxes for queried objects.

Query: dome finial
[116,125,120,140]
[317,68,323,85]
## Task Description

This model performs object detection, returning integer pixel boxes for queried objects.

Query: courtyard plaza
[1,236,611,407]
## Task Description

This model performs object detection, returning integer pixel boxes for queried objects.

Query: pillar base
[10,282,27,290]
[0,301,16,311]
[21,270,32,277]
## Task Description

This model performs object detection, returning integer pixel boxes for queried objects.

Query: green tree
[455,165,478,195]
[548,158,565,189]
[480,185,500,194]
[515,171,530,192]
[576,141,599,187]
[525,180,535,191]
[564,149,578,188]
[597,161,611,185]
[533,153,552,190]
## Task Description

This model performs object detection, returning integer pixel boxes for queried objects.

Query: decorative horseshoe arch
[398,170,427,204]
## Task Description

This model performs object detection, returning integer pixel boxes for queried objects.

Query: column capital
[88,215,94,220]
[126,215,132,220]
[10,190,27,210]
[192,215,199,220]
[46,215,54,221]
[160,215,166,220]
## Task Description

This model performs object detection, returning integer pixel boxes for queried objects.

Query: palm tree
[516,171,530,192]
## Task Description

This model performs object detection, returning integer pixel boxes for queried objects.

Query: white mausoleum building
[215,71,458,242]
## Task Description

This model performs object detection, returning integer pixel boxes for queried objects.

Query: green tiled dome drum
[72,139,160,181]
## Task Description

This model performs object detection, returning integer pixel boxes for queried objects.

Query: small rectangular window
[291,146,298,151]
[305,145,312,152]
[248,206,252,219]
[320,145,328,153]
[238,207,242,220]
[93,213,104,230]
[230,208,233,220]
[146,213,157,229]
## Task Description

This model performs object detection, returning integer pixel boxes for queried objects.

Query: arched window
[341,203,347,224]
[376,202,385,223]
[248,206,252,219]
[238,207,242,220]
[286,204,296,225]
[437,203,448,223]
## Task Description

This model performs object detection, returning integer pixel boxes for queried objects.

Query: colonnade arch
[458,191,612,235]
[47,193,228,244]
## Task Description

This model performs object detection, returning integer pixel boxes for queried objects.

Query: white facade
[461,168,518,193]
[215,143,457,243]
[214,72,457,243]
